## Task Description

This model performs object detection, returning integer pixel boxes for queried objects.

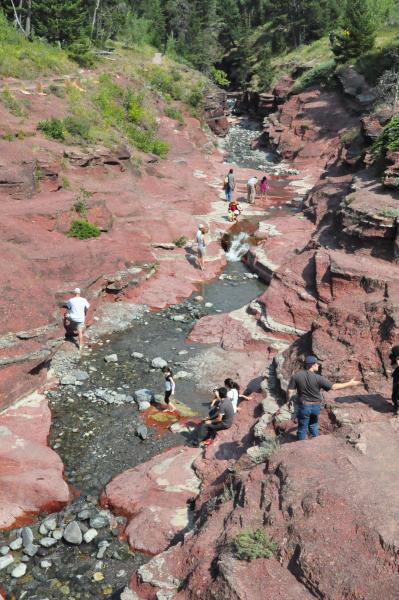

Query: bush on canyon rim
[67,220,101,240]
[232,529,278,561]
[372,115,399,160]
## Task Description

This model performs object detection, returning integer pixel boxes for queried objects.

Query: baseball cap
[74,287,81,294]
[305,355,321,365]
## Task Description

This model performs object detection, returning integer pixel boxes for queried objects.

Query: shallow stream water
[0,118,277,600]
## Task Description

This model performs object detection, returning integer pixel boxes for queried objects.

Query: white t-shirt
[67,296,90,323]
[248,177,258,187]
[196,230,205,249]
[227,388,239,413]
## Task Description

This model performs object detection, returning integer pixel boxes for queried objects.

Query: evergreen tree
[31,0,87,45]
[332,0,376,60]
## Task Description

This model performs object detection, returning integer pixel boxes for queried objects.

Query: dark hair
[224,378,240,392]
[390,345,399,365]
[162,366,172,375]
[261,176,267,182]
[229,168,233,173]
[218,387,228,399]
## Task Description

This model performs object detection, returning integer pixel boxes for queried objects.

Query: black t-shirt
[218,398,234,427]
[392,367,399,401]
[288,370,332,403]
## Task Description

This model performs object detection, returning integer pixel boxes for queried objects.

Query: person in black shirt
[389,345,399,416]
[287,356,360,440]
[193,387,234,447]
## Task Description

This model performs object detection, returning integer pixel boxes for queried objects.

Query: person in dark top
[389,345,399,416]
[194,387,234,447]
[287,356,360,440]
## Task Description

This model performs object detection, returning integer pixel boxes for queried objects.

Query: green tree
[332,0,376,61]
[31,0,87,45]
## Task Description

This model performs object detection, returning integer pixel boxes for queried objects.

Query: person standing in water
[162,366,177,412]
[260,175,268,201]
[195,225,207,271]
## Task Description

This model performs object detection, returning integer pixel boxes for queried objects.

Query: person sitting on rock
[228,200,242,222]
[194,387,234,447]
[224,378,250,413]
[63,287,90,353]
[162,366,177,412]
[287,356,360,441]
[389,345,399,416]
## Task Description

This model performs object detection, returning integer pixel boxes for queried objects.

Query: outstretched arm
[331,378,361,391]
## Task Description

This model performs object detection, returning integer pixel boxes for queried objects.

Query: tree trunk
[91,0,101,40]
[10,0,26,35]
[25,0,31,36]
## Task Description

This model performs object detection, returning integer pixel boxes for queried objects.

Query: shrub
[173,235,187,247]
[62,176,71,190]
[372,115,399,159]
[232,529,278,561]
[379,207,399,218]
[149,67,183,100]
[164,106,184,124]
[211,67,230,88]
[38,117,66,140]
[186,84,205,108]
[68,220,101,239]
[67,37,96,68]
[341,127,360,145]
[127,125,169,157]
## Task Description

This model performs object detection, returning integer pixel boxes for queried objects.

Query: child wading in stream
[162,366,177,412]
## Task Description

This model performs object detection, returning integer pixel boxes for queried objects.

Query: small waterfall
[225,232,250,262]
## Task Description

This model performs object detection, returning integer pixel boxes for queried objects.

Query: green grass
[0,89,26,116]
[164,105,184,124]
[0,12,74,78]
[231,529,278,561]
[291,59,336,93]
[68,220,101,239]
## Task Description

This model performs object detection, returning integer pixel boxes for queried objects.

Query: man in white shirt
[64,288,90,351]
[247,176,258,204]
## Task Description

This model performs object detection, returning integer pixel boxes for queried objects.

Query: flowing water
[0,117,276,600]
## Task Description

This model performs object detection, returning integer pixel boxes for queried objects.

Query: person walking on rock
[224,168,235,202]
[260,175,268,201]
[389,345,399,416]
[162,366,177,412]
[287,356,360,440]
[247,176,258,204]
[195,224,207,271]
[194,387,234,447]
[64,288,90,352]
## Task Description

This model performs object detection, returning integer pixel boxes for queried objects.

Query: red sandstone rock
[101,446,202,554]
[0,394,70,529]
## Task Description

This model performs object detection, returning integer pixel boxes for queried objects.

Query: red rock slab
[101,446,202,555]
[0,394,70,529]
[212,555,315,600]
[188,313,267,352]
[257,249,318,334]
[126,248,225,310]
[248,214,314,275]
[268,420,399,599]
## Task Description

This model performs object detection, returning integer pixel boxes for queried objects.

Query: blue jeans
[225,189,232,201]
[297,403,320,440]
